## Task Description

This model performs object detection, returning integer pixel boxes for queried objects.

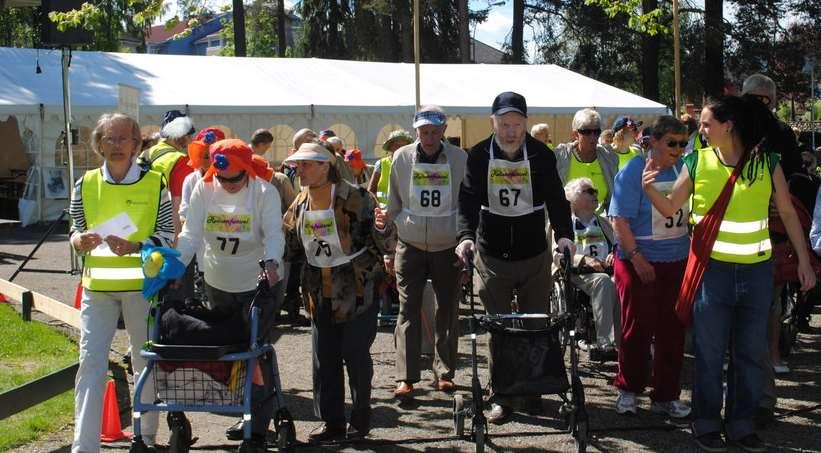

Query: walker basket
[154,359,247,406]
[480,317,569,397]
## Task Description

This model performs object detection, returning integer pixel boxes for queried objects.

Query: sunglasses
[665,140,688,148]
[216,170,247,184]
[582,187,598,196]
[578,128,602,136]
[750,94,772,106]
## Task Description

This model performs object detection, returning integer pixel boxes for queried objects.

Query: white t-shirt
[177,176,284,293]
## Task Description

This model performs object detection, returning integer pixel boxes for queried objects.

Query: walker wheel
[473,421,486,453]
[453,393,465,437]
[129,439,150,453]
[275,408,296,450]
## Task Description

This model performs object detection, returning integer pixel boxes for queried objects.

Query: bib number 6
[498,188,521,207]
[420,189,441,207]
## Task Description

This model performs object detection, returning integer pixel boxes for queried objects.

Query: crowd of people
[68,72,818,453]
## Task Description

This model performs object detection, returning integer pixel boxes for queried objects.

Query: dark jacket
[766,119,801,178]
[457,134,573,261]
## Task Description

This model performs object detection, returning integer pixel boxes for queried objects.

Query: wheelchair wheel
[167,411,194,453]
[570,375,589,453]
[453,393,466,437]
[573,418,589,453]
[779,284,800,357]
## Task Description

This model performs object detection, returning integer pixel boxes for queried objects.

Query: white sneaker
[577,339,593,351]
[616,390,637,414]
[651,400,691,418]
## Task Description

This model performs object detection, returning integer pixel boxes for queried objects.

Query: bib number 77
[499,188,521,207]
[216,237,240,254]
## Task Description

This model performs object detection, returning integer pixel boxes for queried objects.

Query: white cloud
[476,10,512,35]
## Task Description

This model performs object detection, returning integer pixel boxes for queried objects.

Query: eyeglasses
[102,136,136,146]
[665,140,688,148]
[582,187,598,196]
[577,128,602,136]
[216,171,247,184]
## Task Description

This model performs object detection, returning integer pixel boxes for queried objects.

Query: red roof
[146,20,190,44]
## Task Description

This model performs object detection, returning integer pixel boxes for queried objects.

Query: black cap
[492,91,527,117]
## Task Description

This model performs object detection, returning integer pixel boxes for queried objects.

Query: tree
[0,6,40,48]
[511,0,525,63]
[703,0,723,97]
[640,0,660,101]
[232,0,246,56]
[458,0,470,62]
[276,0,287,57]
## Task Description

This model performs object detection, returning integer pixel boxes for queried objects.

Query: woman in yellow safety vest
[69,113,175,453]
[368,129,413,207]
[642,95,816,452]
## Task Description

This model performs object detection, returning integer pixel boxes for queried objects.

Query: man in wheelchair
[555,178,619,361]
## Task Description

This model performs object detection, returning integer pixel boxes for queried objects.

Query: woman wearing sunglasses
[554,108,619,214]
[608,116,693,420]
[175,139,284,453]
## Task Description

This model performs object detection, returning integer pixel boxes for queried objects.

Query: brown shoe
[307,423,346,444]
[394,381,413,398]
[436,379,455,392]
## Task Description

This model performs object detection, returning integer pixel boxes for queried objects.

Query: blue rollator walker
[452,249,589,453]
[130,258,296,453]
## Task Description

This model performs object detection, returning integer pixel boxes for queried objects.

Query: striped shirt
[69,159,175,249]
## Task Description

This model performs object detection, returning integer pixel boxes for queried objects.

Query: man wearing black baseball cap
[456,91,575,424]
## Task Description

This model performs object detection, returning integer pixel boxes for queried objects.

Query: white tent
[0,46,668,223]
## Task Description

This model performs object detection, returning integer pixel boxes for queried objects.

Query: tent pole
[413,0,421,111]
[61,46,79,274]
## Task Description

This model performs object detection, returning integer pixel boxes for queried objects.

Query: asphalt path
[2,223,820,452]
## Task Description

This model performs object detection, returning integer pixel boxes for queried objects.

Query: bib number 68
[420,189,441,207]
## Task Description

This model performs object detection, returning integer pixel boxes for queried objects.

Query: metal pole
[812,64,816,151]
[61,47,80,274]
[673,0,681,118]
[413,0,421,111]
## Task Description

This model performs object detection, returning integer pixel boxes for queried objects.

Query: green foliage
[584,0,668,35]
[220,0,279,57]
[0,6,40,48]
[0,304,78,450]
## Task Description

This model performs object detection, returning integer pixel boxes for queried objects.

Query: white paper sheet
[90,212,139,251]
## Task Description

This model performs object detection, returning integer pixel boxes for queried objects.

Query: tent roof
[0,47,668,116]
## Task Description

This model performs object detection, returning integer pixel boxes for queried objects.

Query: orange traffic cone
[73,283,83,309]
[100,379,130,442]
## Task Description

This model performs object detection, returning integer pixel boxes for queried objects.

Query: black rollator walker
[453,250,589,453]
[130,262,296,453]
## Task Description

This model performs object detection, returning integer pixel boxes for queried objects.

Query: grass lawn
[0,303,78,451]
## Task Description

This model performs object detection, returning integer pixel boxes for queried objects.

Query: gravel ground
[1,222,820,453]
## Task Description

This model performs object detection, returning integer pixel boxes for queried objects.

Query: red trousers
[613,256,686,402]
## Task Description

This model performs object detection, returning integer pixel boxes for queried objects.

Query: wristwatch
[626,248,642,259]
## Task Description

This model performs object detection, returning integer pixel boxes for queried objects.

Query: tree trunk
[704,0,723,97]
[511,0,524,63]
[640,0,660,101]
[276,0,286,56]
[232,0,247,57]
[458,0,470,62]
[397,0,413,62]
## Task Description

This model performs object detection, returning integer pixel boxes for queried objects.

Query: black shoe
[523,396,544,415]
[694,431,728,452]
[753,407,774,430]
[346,424,368,440]
[225,419,244,440]
[589,346,618,363]
[735,433,766,452]
[307,423,346,444]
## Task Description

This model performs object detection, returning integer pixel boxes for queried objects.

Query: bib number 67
[498,188,521,207]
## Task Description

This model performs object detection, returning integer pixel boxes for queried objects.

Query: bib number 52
[498,188,521,207]
[665,209,685,228]
[420,189,441,207]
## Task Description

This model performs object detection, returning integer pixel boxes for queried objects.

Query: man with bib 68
[375,106,468,399]
[456,92,575,424]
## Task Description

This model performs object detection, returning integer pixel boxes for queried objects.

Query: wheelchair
[550,263,612,362]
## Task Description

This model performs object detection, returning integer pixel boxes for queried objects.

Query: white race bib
[300,185,366,268]
[408,162,452,217]
[485,139,537,217]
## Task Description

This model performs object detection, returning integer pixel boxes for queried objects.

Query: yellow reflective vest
[80,168,163,291]
[690,147,774,264]
[146,141,185,184]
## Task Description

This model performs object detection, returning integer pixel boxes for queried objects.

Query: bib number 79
[419,189,441,207]
[499,188,521,207]
[665,208,685,228]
